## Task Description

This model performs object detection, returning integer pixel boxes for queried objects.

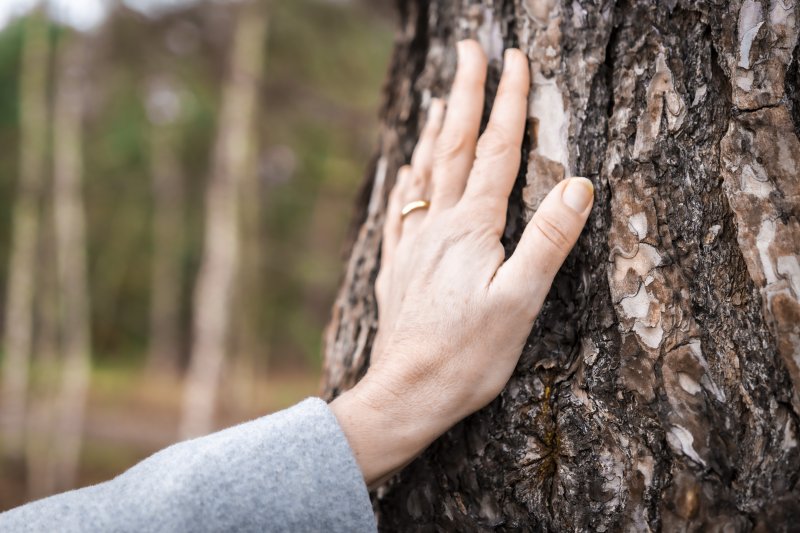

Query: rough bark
[322,0,800,530]
[180,0,267,439]
[1,11,50,464]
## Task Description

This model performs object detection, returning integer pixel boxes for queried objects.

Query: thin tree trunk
[50,33,92,492]
[146,78,185,376]
[24,192,61,500]
[1,11,50,465]
[180,0,267,439]
[323,0,800,530]
[227,141,265,413]
[228,16,270,412]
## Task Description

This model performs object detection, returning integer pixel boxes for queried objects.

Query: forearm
[1,399,376,533]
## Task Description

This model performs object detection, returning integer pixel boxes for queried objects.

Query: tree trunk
[322,1,800,530]
[226,129,265,414]
[51,32,92,492]
[228,15,270,412]
[25,177,61,500]
[180,0,267,439]
[146,76,185,376]
[1,11,50,465]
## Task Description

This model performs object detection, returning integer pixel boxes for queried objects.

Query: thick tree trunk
[322,0,800,530]
[1,11,49,464]
[180,0,267,439]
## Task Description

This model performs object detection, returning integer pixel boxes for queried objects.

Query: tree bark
[180,0,267,439]
[322,0,800,530]
[146,76,186,376]
[50,32,92,492]
[1,10,50,464]
[228,16,270,412]
[24,210,60,499]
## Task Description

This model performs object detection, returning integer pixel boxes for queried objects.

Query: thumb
[491,176,594,305]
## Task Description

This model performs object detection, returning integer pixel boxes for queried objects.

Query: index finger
[461,48,530,234]
[429,40,488,210]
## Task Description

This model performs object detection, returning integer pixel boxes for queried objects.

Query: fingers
[411,99,444,179]
[399,165,428,237]
[462,48,530,234]
[491,177,594,306]
[430,40,487,210]
[381,168,406,267]
[399,100,443,239]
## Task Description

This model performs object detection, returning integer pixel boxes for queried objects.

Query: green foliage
[0,19,24,299]
[0,0,393,370]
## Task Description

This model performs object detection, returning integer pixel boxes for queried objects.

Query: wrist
[329,370,450,488]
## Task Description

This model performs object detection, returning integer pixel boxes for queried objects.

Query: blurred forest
[0,0,393,508]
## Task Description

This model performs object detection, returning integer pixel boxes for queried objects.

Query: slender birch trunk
[24,198,61,499]
[228,146,265,413]
[228,13,270,414]
[180,1,267,438]
[1,11,50,464]
[146,79,185,376]
[50,33,91,492]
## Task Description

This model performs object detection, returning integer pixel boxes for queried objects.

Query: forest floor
[0,367,320,511]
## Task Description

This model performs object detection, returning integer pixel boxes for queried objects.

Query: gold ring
[401,200,430,219]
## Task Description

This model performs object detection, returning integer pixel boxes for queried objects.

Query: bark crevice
[323,1,800,530]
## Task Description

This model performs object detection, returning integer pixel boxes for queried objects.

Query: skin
[330,40,594,489]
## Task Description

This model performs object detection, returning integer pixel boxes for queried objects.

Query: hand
[330,40,594,488]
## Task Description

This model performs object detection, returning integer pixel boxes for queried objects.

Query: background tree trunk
[1,10,49,466]
[50,32,92,492]
[146,75,186,376]
[322,0,800,530]
[24,211,60,500]
[180,0,267,439]
[228,16,270,413]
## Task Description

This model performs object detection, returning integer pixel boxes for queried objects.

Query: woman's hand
[330,40,594,488]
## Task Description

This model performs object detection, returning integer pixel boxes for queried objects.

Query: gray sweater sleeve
[0,398,377,532]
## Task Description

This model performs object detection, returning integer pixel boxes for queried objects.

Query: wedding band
[400,200,430,219]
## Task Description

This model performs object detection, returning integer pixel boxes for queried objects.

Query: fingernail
[562,177,594,213]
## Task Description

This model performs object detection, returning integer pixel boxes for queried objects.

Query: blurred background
[0,0,393,509]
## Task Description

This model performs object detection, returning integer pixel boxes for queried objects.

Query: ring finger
[400,98,445,238]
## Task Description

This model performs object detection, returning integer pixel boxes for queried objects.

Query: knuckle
[496,78,528,101]
[395,165,413,186]
[408,169,427,192]
[461,72,486,92]
[457,196,506,229]
[420,115,442,139]
[532,211,571,252]
[475,128,516,161]
[435,131,471,162]
[388,182,403,206]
